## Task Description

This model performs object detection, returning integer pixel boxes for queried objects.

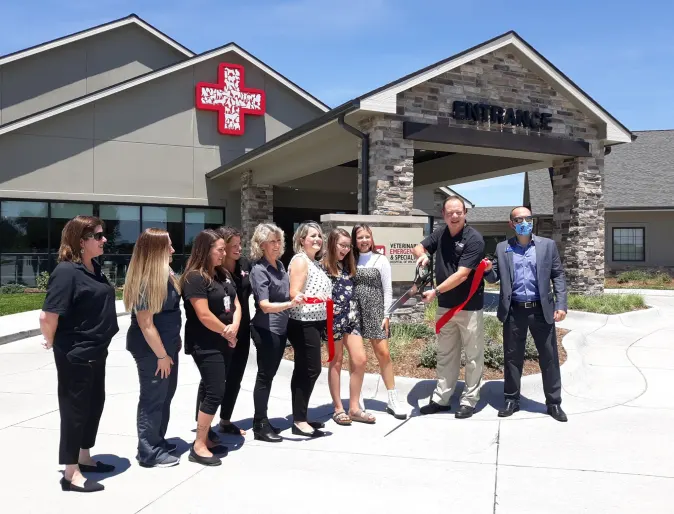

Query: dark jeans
[192,348,229,416]
[287,319,324,422]
[503,304,562,405]
[250,325,287,423]
[195,326,250,422]
[54,346,107,465]
[131,347,179,465]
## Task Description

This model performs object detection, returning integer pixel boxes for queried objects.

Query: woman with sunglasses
[124,228,182,468]
[352,224,407,420]
[321,229,374,425]
[180,230,241,467]
[40,216,119,493]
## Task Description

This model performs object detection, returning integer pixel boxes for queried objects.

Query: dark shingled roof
[466,206,517,223]
[525,129,674,214]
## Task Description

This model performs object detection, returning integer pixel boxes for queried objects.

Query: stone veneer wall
[535,216,554,238]
[357,116,415,215]
[241,170,273,254]
[552,145,606,295]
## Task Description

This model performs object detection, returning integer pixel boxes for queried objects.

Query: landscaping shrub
[0,283,26,294]
[616,269,652,283]
[389,322,435,361]
[568,293,645,314]
[418,340,438,368]
[424,298,437,322]
[36,271,50,291]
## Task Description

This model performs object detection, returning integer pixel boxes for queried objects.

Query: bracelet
[158,354,167,360]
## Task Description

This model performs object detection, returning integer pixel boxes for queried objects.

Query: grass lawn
[0,290,123,316]
[568,293,645,315]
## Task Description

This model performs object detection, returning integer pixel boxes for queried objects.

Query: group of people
[39,216,407,493]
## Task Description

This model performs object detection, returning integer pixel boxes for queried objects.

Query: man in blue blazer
[484,206,568,422]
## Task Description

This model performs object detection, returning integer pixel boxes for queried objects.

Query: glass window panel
[184,208,224,253]
[0,201,49,253]
[0,254,51,286]
[99,205,141,254]
[141,206,184,254]
[613,228,645,261]
[49,203,94,251]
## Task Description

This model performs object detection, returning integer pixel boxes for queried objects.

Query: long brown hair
[123,228,179,314]
[215,226,241,244]
[58,215,105,263]
[351,223,377,262]
[179,229,224,290]
[322,228,356,278]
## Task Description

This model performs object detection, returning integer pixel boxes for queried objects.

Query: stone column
[358,116,414,215]
[241,170,273,253]
[551,142,605,295]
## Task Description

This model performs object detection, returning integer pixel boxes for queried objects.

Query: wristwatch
[434,287,441,296]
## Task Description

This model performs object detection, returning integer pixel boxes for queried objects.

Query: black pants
[132,347,179,465]
[54,346,107,465]
[195,326,250,422]
[503,304,561,405]
[251,325,287,423]
[192,348,229,416]
[287,319,324,422]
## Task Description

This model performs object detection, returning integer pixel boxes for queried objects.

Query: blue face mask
[514,221,533,236]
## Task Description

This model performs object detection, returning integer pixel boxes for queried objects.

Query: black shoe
[292,424,326,438]
[253,421,283,443]
[308,421,325,429]
[498,400,520,418]
[547,404,568,422]
[78,461,115,473]
[455,405,474,419]
[188,445,222,466]
[219,422,245,435]
[60,477,104,492]
[419,401,451,415]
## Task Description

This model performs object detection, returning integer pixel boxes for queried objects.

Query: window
[0,201,49,285]
[50,203,94,251]
[99,204,141,254]
[612,227,645,262]
[142,206,183,254]
[184,208,224,253]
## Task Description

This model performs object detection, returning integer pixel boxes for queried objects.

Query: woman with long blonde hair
[180,230,241,467]
[124,228,182,468]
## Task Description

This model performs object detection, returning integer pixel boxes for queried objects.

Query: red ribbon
[435,259,489,334]
[303,297,335,362]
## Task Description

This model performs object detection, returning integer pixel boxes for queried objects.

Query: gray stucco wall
[0,24,188,125]
[0,51,324,211]
[606,211,674,270]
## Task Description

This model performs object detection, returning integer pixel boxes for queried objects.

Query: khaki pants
[431,308,485,408]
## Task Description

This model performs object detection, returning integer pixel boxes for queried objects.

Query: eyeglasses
[512,216,533,223]
[337,243,352,250]
[85,232,105,241]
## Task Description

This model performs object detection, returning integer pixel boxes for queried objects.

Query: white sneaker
[386,389,408,420]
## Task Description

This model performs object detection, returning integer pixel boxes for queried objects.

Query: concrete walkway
[1,294,673,513]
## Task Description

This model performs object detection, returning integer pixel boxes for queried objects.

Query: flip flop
[349,409,376,424]
[332,410,352,426]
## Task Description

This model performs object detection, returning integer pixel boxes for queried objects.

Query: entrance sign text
[452,101,552,131]
[196,63,266,136]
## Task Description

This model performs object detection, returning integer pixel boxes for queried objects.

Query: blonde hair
[250,223,285,261]
[58,215,104,263]
[293,221,325,260]
[123,228,178,314]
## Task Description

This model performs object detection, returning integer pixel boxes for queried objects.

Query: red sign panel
[195,63,266,136]
[374,245,386,255]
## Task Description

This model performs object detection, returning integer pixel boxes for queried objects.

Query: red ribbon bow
[435,259,489,334]
[303,297,335,362]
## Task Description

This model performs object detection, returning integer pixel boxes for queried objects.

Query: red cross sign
[195,63,266,136]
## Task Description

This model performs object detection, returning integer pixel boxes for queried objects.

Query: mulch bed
[283,326,569,381]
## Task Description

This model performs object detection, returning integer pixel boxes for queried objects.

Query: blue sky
[1,0,670,206]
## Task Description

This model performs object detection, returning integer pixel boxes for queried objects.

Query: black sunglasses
[511,216,533,223]
[85,232,105,241]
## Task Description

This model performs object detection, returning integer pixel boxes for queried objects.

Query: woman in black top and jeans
[195,226,252,437]
[180,230,241,467]
[40,215,119,493]
[124,228,182,468]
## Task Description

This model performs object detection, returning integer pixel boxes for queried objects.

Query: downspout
[338,114,369,215]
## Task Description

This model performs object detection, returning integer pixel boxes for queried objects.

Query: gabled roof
[527,129,674,213]
[438,186,476,208]
[0,14,194,66]
[467,206,517,223]
[358,30,633,145]
[0,41,330,137]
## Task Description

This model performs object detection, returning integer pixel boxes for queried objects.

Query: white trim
[438,186,475,207]
[0,44,329,137]
[0,16,194,67]
[359,33,632,144]
[608,208,674,213]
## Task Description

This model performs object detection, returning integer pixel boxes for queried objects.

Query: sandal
[349,409,376,424]
[332,410,352,426]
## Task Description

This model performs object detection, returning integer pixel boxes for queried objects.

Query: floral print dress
[321,264,361,341]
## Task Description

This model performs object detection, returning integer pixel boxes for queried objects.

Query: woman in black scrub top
[180,229,241,467]
[195,226,252,438]
[40,215,119,493]
[124,228,183,468]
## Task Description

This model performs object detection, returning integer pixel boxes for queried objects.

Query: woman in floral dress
[320,229,376,425]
